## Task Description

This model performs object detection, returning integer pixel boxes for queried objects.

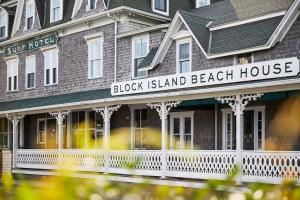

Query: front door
[223,107,265,150]
[170,112,194,150]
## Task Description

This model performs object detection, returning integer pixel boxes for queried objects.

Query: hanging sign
[3,33,58,57]
[111,57,300,96]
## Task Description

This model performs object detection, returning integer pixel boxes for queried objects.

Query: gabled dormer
[72,0,107,19]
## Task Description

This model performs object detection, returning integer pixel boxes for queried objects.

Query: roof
[138,47,159,69]
[191,0,293,27]
[0,89,112,112]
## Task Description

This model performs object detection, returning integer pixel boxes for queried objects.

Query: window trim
[25,55,36,89]
[50,0,63,23]
[0,8,8,39]
[25,0,35,30]
[6,57,19,92]
[42,47,59,86]
[152,0,169,16]
[176,37,192,74]
[196,0,211,8]
[87,37,104,79]
[132,34,149,79]
[234,53,254,65]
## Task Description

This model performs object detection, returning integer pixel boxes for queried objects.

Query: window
[37,119,46,144]
[176,38,192,73]
[133,109,149,150]
[87,0,97,10]
[43,48,58,86]
[235,53,253,65]
[153,0,169,15]
[26,0,35,30]
[37,118,57,147]
[87,38,103,79]
[0,118,9,149]
[132,34,149,79]
[6,58,18,92]
[0,9,7,39]
[26,55,36,89]
[50,0,63,22]
[196,0,210,8]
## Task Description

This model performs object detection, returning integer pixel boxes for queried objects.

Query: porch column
[94,105,121,173]
[147,101,181,178]
[6,114,25,169]
[49,111,70,149]
[216,93,263,183]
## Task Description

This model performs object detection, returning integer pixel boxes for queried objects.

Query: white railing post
[6,114,24,169]
[147,101,181,178]
[216,93,263,184]
[94,105,121,173]
[49,111,70,150]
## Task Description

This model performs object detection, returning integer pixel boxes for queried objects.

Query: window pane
[88,111,96,129]
[13,76,17,90]
[72,112,79,129]
[0,26,5,38]
[53,68,57,84]
[237,53,252,65]
[27,73,35,88]
[8,77,12,91]
[184,117,191,134]
[180,61,190,73]
[173,118,180,134]
[155,0,167,11]
[179,43,189,59]
[27,17,33,29]
[46,69,50,85]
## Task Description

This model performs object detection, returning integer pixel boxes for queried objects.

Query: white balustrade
[167,150,236,180]
[15,149,300,184]
[242,151,300,184]
[109,150,162,176]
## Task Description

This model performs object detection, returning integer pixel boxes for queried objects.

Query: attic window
[50,0,63,23]
[0,9,7,39]
[235,53,253,65]
[196,0,210,8]
[152,0,169,16]
[26,0,35,30]
[87,0,97,11]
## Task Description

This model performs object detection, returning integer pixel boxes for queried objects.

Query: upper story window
[132,34,149,79]
[26,0,35,30]
[87,0,97,11]
[6,58,19,92]
[50,0,63,23]
[87,37,103,79]
[152,0,169,16]
[43,48,58,86]
[0,9,8,39]
[196,0,210,8]
[235,53,253,65]
[176,38,192,74]
[26,55,36,89]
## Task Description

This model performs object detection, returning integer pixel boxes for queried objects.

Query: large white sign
[111,57,300,96]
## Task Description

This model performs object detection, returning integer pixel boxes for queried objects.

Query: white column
[49,111,70,149]
[94,105,121,173]
[7,114,24,169]
[147,101,181,178]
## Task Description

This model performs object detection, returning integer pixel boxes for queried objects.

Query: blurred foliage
[1,170,300,200]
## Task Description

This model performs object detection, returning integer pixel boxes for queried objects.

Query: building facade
[0,0,300,184]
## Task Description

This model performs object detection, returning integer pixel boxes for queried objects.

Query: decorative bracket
[49,111,70,125]
[216,93,264,115]
[6,114,25,126]
[147,101,181,120]
[93,105,121,122]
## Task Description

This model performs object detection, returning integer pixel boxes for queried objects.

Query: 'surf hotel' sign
[112,57,300,96]
[3,33,58,57]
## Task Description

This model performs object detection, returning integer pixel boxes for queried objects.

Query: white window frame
[37,119,47,145]
[43,47,59,86]
[86,0,97,11]
[234,53,254,65]
[132,34,149,79]
[0,8,8,39]
[221,106,265,150]
[87,37,104,79]
[152,0,169,16]
[176,37,192,74]
[6,57,19,92]
[196,0,210,8]
[25,55,36,89]
[170,111,194,150]
[25,0,35,30]
[50,0,63,23]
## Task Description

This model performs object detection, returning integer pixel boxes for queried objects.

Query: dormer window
[26,0,35,30]
[87,0,97,11]
[0,9,8,39]
[235,53,253,65]
[152,0,169,16]
[196,0,210,8]
[50,0,63,23]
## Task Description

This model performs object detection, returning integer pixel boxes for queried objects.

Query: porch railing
[15,150,300,184]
